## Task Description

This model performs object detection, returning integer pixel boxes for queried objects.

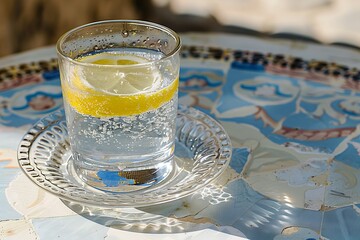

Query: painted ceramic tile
[0,219,38,240]
[0,165,21,220]
[31,215,108,240]
[1,42,360,240]
[0,81,62,127]
[105,227,247,240]
[274,226,325,240]
[5,174,76,219]
[322,205,360,240]
[179,67,226,116]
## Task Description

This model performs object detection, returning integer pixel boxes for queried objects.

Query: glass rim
[56,20,181,68]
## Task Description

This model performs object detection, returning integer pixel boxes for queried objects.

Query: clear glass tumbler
[57,20,181,192]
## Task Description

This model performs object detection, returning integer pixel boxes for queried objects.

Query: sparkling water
[62,49,178,192]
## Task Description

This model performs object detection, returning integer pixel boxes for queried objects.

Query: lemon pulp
[62,51,178,117]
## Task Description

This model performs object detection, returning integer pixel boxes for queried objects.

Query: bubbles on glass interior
[67,97,177,158]
[122,30,129,38]
[76,48,165,62]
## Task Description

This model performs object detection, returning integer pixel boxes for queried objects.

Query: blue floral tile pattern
[2,44,360,239]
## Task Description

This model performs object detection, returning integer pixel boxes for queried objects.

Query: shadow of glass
[62,196,205,233]
[61,170,234,234]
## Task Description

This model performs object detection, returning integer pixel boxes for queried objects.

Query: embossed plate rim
[17,105,232,207]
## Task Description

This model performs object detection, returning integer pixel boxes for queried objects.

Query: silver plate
[18,105,232,207]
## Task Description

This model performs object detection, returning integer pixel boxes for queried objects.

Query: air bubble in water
[122,30,129,37]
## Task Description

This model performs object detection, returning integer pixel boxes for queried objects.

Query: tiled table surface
[1,33,360,239]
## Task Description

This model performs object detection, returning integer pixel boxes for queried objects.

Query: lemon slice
[79,52,143,66]
[62,52,178,117]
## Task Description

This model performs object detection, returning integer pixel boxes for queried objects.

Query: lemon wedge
[62,52,178,117]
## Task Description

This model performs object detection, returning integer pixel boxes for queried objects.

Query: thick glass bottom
[73,154,174,192]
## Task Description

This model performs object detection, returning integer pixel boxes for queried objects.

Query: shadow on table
[63,197,212,233]
[60,133,335,239]
[61,169,245,237]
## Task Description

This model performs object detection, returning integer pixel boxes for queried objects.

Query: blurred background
[1,0,360,57]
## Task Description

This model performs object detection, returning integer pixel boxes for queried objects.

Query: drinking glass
[57,20,181,192]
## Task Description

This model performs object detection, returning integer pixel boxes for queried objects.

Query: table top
[1,33,360,240]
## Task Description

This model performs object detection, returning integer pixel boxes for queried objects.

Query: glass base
[73,156,174,192]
